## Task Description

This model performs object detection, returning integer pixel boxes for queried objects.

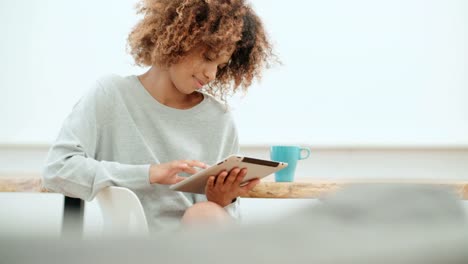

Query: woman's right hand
[149,160,208,185]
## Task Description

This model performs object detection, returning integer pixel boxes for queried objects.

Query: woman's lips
[194,77,205,89]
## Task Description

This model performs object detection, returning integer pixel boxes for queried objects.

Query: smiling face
[167,45,233,95]
[129,0,274,102]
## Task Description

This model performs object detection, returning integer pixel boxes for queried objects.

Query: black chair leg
[62,196,84,238]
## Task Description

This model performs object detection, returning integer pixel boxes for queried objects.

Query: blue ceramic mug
[270,146,311,182]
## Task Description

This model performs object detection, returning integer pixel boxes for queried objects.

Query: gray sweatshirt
[42,74,240,232]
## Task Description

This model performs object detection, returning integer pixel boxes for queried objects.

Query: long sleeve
[42,83,152,201]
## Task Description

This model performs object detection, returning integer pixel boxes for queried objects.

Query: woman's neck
[137,66,202,109]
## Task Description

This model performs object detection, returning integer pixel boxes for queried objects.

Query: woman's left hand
[205,167,260,207]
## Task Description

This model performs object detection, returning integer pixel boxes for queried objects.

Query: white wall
[1,0,467,145]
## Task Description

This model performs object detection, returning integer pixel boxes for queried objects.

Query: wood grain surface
[1,175,467,199]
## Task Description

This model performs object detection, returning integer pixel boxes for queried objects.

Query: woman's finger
[185,160,208,169]
[170,161,194,173]
[207,176,215,189]
[241,178,260,192]
[169,162,188,174]
[215,170,229,187]
[225,167,240,185]
[232,168,247,186]
[181,165,198,175]
[174,175,186,183]
[225,168,243,186]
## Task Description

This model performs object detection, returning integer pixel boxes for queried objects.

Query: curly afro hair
[127,0,276,100]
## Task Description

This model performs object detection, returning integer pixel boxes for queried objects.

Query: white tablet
[169,155,288,194]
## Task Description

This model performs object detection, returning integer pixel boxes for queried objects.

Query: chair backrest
[95,186,149,237]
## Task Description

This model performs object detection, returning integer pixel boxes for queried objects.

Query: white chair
[95,186,149,237]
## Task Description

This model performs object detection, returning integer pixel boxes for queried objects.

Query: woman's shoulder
[94,74,134,93]
[79,74,138,103]
[201,92,233,114]
[74,74,131,109]
[71,74,138,121]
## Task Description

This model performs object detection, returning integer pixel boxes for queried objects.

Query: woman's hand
[149,160,208,185]
[205,168,260,207]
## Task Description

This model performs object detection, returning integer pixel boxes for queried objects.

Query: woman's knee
[181,201,233,227]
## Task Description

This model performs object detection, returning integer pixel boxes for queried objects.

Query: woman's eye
[204,55,213,61]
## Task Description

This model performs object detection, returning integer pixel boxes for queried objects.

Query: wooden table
[2,175,468,199]
[2,175,468,236]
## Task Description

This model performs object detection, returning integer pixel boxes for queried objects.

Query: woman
[43,0,274,233]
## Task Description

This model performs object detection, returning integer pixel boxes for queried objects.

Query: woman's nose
[203,65,217,82]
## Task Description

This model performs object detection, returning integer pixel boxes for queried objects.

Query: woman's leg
[181,201,234,228]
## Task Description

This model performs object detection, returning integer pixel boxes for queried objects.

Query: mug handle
[299,147,311,160]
